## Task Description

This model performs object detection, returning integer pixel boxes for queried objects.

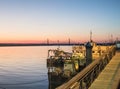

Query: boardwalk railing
[56,46,116,89]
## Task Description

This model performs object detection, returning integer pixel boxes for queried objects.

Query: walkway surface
[89,51,120,89]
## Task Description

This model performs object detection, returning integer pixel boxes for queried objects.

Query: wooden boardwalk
[89,51,120,89]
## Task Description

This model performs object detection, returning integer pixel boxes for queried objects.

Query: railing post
[79,80,83,89]
[90,71,94,84]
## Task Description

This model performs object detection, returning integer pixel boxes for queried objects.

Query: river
[0,46,72,89]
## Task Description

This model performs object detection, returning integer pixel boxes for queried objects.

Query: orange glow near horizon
[0,33,115,43]
[0,39,109,44]
[0,39,45,43]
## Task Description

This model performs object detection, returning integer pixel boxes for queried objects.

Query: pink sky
[0,0,120,43]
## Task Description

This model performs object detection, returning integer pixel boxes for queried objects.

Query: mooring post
[85,42,93,66]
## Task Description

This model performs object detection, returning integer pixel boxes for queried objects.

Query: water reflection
[0,46,72,89]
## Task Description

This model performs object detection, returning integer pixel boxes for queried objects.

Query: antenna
[90,30,92,42]
[111,34,113,43]
[57,40,60,49]
[68,38,70,45]
[47,38,49,45]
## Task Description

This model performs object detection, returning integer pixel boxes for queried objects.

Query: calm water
[0,46,72,89]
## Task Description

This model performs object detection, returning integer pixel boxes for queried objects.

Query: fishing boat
[47,47,86,78]
[47,48,72,67]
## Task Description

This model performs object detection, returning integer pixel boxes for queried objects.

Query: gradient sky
[0,0,120,43]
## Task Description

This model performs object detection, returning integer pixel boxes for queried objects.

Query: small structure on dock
[116,41,120,49]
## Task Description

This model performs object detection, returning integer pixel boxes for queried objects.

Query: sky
[0,0,120,43]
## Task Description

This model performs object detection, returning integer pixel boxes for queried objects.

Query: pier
[89,51,120,89]
[56,45,120,89]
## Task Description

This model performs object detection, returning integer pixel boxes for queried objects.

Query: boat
[47,47,86,78]
[47,48,72,67]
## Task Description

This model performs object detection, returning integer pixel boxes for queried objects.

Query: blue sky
[0,0,120,43]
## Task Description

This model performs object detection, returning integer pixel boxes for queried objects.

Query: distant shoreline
[0,43,115,47]
[0,43,83,47]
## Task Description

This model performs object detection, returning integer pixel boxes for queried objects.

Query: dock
[89,51,120,89]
